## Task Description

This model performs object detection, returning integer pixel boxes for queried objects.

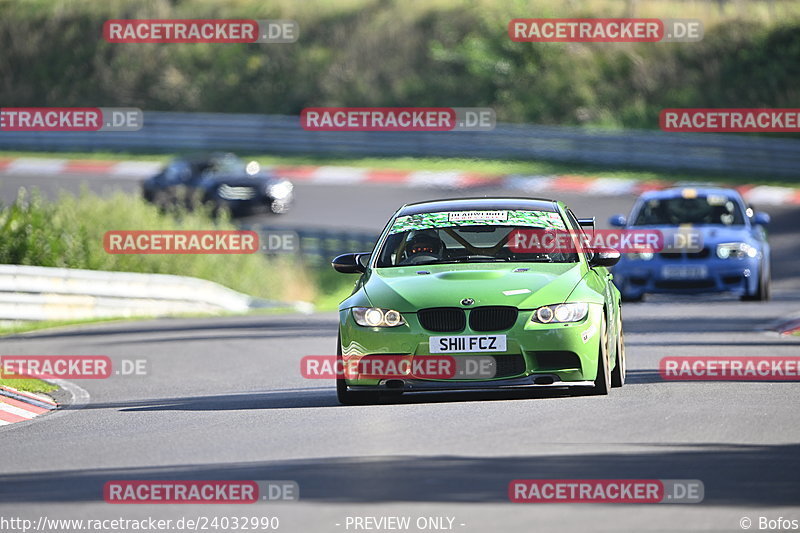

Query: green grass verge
[0,376,57,394]
[0,304,314,337]
[0,182,361,342]
[0,186,349,312]
[0,150,172,162]
[0,187,315,302]
[0,316,145,337]
[2,150,798,188]
[312,268,358,313]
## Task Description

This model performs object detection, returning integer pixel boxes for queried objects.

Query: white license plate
[429,335,507,353]
[661,265,708,280]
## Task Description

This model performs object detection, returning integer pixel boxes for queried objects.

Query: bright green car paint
[336,200,623,391]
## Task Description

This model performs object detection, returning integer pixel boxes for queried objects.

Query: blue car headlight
[628,252,654,261]
[268,181,294,200]
[716,242,758,259]
[531,303,589,324]
[353,307,406,327]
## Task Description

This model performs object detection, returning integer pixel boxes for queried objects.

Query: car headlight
[628,252,654,261]
[352,307,406,327]
[268,181,293,200]
[531,303,589,324]
[716,242,758,259]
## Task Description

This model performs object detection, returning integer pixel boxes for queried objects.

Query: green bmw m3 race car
[332,197,626,404]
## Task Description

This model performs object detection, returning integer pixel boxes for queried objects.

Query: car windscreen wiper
[448,255,511,262]
[413,256,509,265]
[514,257,554,262]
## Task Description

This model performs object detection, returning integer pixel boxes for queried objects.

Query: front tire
[611,315,626,388]
[620,280,644,302]
[336,336,380,405]
[742,262,771,301]
[270,199,290,214]
[588,316,611,395]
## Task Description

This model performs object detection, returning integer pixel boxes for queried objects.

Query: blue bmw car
[609,186,771,302]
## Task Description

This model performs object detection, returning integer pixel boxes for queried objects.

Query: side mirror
[752,212,770,227]
[332,252,370,274]
[608,214,627,228]
[577,217,595,229]
[589,249,621,268]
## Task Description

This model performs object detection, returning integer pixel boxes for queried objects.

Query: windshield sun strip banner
[389,210,566,234]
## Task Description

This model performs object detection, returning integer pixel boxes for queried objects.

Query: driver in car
[668,198,709,224]
[401,230,443,264]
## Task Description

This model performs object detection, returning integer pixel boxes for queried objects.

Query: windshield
[216,157,246,173]
[631,194,745,226]
[375,209,579,266]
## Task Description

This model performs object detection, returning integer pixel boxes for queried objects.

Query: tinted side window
[163,161,192,183]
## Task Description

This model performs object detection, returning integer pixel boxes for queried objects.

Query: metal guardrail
[2,112,799,178]
[243,225,378,266]
[0,228,374,322]
[0,264,312,322]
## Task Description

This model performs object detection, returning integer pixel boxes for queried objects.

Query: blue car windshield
[632,195,745,226]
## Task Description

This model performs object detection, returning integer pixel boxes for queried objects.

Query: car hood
[362,262,585,312]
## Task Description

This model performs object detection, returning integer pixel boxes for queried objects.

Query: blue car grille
[655,279,716,290]
[660,248,711,260]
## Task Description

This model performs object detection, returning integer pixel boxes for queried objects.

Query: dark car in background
[142,153,294,216]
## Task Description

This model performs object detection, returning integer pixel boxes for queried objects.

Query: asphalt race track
[1,170,799,532]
